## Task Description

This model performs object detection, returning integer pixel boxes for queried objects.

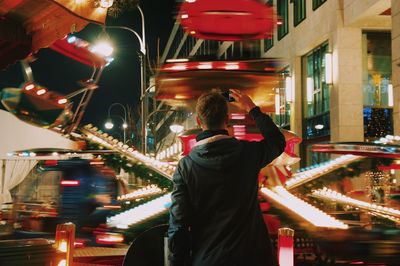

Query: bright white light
[108,194,172,229]
[325,53,332,84]
[58,98,67,104]
[169,65,187,71]
[166,58,189,63]
[57,259,66,266]
[58,240,68,252]
[306,77,313,103]
[170,124,184,133]
[285,155,361,190]
[181,14,189,19]
[197,63,213,69]
[122,123,128,129]
[275,94,280,115]
[25,84,35,91]
[285,76,293,103]
[224,63,239,70]
[312,188,400,219]
[388,84,393,107]
[67,36,76,43]
[92,41,114,57]
[105,121,114,129]
[36,89,47,95]
[100,0,114,8]
[186,0,196,2]
[315,124,324,130]
[29,152,36,157]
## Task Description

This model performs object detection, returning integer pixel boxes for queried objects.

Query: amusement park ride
[1,0,400,265]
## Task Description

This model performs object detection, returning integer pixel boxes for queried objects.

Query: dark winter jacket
[168,107,286,266]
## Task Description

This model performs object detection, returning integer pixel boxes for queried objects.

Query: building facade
[159,0,398,167]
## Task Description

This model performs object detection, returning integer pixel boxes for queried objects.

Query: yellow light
[58,240,68,253]
[190,30,196,35]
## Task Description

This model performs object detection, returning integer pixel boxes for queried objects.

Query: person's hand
[230,89,257,113]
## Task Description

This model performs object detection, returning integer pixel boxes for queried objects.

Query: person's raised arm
[230,89,286,168]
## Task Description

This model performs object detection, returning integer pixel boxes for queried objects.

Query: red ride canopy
[179,0,275,41]
[50,37,107,68]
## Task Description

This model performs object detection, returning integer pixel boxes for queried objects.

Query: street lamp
[103,5,147,153]
[105,103,128,143]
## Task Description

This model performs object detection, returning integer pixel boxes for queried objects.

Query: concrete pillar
[392,0,400,135]
[330,27,364,142]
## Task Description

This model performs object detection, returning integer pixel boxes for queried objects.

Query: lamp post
[104,5,147,154]
[105,103,128,143]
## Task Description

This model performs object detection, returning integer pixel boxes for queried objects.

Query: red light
[74,239,86,248]
[44,160,58,166]
[61,180,80,186]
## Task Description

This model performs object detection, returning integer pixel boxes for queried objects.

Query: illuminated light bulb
[181,14,189,19]
[58,240,68,252]
[92,41,114,57]
[25,84,35,91]
[57,259,67,266]
[100,0,114,8]
[36,89,47,95]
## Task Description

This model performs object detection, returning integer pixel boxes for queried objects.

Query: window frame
[293,0,306,26]
[312,0,327,11]
[277,0,289,40]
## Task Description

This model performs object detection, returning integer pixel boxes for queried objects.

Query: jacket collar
[194,134,233,147]
[196,129,229,142]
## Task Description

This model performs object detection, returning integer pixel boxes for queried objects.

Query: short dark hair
[196,91,228,129]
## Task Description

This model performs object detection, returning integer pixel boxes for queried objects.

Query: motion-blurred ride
[1,158,126,247]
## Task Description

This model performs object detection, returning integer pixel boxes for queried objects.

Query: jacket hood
[188,135,242,170]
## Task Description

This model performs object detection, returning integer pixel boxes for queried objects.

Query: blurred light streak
[107,193,171,229]
[312,188,400,219]
[285,155,362,190]
[260,186,348,229]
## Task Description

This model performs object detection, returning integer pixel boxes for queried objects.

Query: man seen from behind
[168,90,286,266]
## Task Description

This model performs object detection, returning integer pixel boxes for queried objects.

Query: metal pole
[140,52,146,154]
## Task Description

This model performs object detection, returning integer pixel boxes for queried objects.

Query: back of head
[196,91,228,130]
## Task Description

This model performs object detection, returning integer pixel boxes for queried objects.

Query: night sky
[0,0,177,130]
